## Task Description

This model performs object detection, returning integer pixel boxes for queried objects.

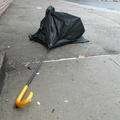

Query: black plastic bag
[29,6,88,49]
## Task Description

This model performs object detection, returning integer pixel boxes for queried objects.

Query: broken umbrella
[15,6,89,107]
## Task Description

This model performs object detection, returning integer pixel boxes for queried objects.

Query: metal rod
[26,49,49,86]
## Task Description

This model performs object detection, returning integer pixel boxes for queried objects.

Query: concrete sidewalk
[0,0,120,120]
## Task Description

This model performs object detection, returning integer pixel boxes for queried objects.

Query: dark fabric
[29,6,89,49]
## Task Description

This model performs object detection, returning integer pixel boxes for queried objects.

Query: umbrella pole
[15,49,49,108]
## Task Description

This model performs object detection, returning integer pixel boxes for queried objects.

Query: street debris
[15,5,88,108]
[25,63,29,67]
[27,66,31,70]
[37,101,40,105]
[24,63,32,70]
[5,99,9,102]
[64,100,68,103]
[52,109,55,113]
[36,7,42,10]
[78,55,85,59]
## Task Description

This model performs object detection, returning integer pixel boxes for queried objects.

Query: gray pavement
[0,0,120,119]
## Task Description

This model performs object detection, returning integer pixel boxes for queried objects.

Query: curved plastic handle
[15,85,33,107]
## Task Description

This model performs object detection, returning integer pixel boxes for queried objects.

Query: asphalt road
[66,0,120,11]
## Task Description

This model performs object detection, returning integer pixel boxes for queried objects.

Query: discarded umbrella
[15,6,89,107]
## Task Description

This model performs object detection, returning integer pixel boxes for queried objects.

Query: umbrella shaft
[26,49,49,86]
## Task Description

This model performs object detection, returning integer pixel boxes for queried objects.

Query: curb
[0,0,14,17]
[0,52,6,94]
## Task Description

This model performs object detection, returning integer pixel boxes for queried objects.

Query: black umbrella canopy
[29,6,89,49]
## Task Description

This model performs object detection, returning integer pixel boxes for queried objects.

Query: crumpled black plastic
[29,6,89,49]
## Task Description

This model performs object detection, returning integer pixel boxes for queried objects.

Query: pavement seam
[44,54,112,63]
[21,54,114,64]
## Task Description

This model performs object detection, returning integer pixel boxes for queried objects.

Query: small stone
[64,100,68,103]
[6,99,9,102]
[27,67,31,70]
[52,109,55,113]
[25,64,29,67]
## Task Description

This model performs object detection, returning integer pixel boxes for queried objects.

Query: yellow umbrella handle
[15,85,33,107]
